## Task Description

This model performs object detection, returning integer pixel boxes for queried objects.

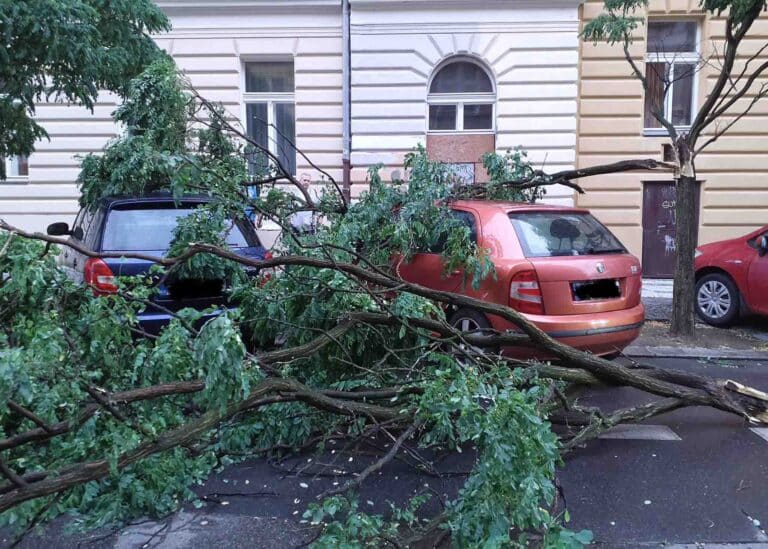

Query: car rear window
[508,212,626,258]
[101,206,250,252]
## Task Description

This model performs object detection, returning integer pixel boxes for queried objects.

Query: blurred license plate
[571,279,621,301]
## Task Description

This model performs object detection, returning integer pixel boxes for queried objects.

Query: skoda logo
[596,262,606,274]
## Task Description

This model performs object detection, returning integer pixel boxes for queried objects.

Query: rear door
[397,209,480,293]
[508,211,642,315]
[61,208,96,284]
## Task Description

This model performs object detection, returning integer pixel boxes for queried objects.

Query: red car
[397,200,645,358]
[694,225,768,326]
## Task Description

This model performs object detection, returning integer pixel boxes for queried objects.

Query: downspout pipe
[341,0,352,203]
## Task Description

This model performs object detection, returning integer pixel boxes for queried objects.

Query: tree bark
[670,139,698,337]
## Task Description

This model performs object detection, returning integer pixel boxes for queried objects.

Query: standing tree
[583,0,768,336]
[0,0,170,177]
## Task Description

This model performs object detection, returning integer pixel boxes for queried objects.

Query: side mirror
[46,222,70,236]
[759,235,768,257]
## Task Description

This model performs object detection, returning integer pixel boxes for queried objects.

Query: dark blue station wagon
[47,194,268,334]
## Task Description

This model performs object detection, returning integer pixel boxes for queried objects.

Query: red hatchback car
[397,200,645,358]
[694,225,768,326]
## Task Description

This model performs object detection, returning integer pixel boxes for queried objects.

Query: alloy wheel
[697,280,732,319]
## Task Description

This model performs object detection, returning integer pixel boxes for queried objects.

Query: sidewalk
[633,279,768,360]
[642,279,675,322]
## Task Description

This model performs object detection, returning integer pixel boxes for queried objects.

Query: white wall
[350,0,582,205]
[4,0,582,233]
[5,1,342,233]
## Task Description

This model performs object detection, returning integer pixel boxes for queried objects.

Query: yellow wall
[577,0,768,261]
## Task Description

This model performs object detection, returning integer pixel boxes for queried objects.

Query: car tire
[450,308,492,333]
[695,273,740,327]
[448,308,498,358]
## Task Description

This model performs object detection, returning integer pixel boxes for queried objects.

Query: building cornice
[351,21,580,35]
[157,0,583,8]
[156,0,339,9]
[350,0,584,8]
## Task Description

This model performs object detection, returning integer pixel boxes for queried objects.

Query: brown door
[641,181,700,278]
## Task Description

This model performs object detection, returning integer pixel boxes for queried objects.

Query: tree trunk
[670,138,698,337]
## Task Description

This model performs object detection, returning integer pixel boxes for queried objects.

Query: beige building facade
[577,0,768,278]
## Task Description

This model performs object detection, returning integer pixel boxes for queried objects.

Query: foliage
[480,148,547,203]
[306,495,432,548]
[419,364,592,547]
[702,0,766,26]
[0,0,169,175]
[0,59,589,547]
[77,58,190,207]
[165,207,247,284]
[580,0,648,45]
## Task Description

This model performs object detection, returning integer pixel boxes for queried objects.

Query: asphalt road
[561,357,768,548]
[4,356,768,548]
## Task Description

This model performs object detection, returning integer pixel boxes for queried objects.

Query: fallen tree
[0,60,765,547]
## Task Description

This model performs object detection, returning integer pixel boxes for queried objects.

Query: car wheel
[448,308,497,359]
[695,273,740,327]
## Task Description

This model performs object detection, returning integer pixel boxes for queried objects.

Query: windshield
[101,206,249,252]
[509,212,626,258]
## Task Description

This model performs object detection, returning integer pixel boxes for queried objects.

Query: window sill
[427,130,495,135]
[642,126,690,137]
[2,176,30,184]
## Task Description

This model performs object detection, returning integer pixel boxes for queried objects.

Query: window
[102,206,250,252]
[644,21,699,131]
[243,61,296,177]
[430,210,478,252]
[428,59,495,133]
[3,155,28,178]
[508,212,626,258]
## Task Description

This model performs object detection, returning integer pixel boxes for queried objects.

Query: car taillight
[509,269,544,315]
[84,258,118,296]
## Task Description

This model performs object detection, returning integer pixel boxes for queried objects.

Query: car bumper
[488,303,645,359]
[137,309,226,336]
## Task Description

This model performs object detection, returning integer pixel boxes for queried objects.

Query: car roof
[449,199,590,215]
[98,193,213,209]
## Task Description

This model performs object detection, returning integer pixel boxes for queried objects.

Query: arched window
[428,58,495,133]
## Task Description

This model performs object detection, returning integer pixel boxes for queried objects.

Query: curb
[624,345,767,361]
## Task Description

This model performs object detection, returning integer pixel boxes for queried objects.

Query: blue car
[47,194,268,334]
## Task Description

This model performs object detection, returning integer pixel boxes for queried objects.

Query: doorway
[641,181,701,278]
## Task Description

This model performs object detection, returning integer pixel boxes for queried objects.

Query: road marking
[750,427,768,444]
[664,542,768,549]
[598,424,681,441]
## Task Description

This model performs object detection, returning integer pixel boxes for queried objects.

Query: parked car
[397,200,645,358]
[694,225,768,326]
[47,194,268,334]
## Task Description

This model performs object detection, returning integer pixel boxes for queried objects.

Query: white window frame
[4,155,28,180]
[241,59,296,176]
[427,58,496,135]
[643,20,700,136]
